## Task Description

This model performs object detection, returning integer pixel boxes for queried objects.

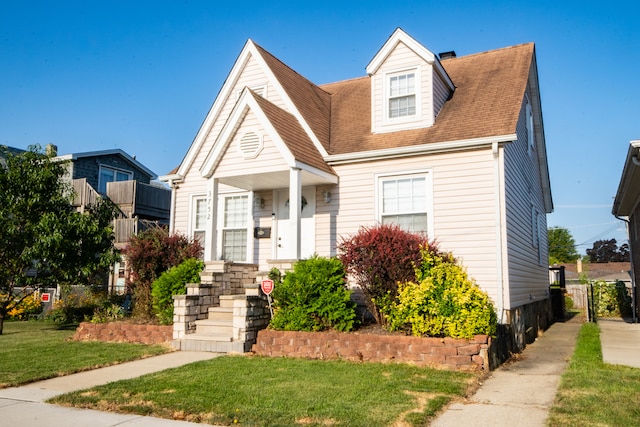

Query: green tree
[548,227,580,264]
[0,145,119,334]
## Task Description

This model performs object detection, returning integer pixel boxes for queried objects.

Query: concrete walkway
[1,316,637,426]
[599,318,640,368]
[0,351,220,427]
[431,315,583,426]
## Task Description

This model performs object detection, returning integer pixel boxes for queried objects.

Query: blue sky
[2,1,638,254]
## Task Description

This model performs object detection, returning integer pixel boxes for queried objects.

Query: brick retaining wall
[73,322,172,345]
[252,330,490,370]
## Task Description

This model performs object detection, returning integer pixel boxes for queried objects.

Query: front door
[275,187,315,259]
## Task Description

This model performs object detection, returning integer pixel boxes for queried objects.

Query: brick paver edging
[252,330,490,370]
[73,321,172,345]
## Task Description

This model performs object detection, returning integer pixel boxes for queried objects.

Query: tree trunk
[0,313,4,335]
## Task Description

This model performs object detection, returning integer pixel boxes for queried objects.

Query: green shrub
[380,249,497,339]
[592,280,632,318]
[270,256,357,332]
[151,258,204,324]
[47,291,107,324]
[337,224,436,324]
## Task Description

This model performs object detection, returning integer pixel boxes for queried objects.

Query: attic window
[238,131,263,159]
[388,72,416,118]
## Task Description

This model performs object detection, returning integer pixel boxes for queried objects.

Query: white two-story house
[162,28,553,351]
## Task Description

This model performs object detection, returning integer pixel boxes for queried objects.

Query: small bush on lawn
[337,224,436,325]
[151,258,204,324]
[270,256,357,332]
[381,248,497,339]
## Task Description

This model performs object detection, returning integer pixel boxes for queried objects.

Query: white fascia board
[177,40,255,177]
[292,161,339,184]
[158,173,183,184]
[251,44,329,158]
[367,28,435,74]
[325,134,517,165]
[366,28,454,93]
[200,90,296,178]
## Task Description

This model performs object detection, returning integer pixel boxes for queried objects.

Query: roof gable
[174,40,329,181]
[200,89,334,180]
[366,28,454,92]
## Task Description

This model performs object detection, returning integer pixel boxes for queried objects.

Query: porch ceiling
[217,169,336,191]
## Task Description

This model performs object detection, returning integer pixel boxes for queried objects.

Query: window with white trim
[222,195,248,262]
[192,196,208,248]
[526,97,535,154]
[379,174,430,234]
[98,165,132,194]
[388,72,416,119]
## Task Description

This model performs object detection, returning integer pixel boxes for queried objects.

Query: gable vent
[238,131,263,159]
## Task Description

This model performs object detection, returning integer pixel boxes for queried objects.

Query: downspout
[493,142,505,323]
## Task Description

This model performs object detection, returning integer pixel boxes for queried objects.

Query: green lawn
[548,322,640,426]
[51,355,476,426]
[0,321,169,387]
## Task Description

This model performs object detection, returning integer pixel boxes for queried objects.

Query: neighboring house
[162,29,553,351]
[612,139,640,322]
[53,145,171,292]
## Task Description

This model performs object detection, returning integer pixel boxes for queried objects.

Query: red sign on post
[261,279,274,295]
[41,293,50,303]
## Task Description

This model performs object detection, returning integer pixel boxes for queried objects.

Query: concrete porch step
[174,335,249,353]
[195,319,233,336]
[207,306,233,321]
[219,294,248,308]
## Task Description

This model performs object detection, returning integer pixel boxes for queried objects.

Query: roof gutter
[325,134,516,165]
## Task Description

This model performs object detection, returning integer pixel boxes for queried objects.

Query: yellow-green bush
[380,248,497,339]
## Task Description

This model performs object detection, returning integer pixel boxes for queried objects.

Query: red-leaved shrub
[337,224,438,324]
[123,227,202,320]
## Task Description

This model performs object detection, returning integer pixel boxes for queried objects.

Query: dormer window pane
[389,73,416,118]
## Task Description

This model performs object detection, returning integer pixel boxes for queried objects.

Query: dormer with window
[367,29,454,134]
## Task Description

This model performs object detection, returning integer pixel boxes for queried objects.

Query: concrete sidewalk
[599,318,640,368]
[431,315,583,426]
[0,351,220,427]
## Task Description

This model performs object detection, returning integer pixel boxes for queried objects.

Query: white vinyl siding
[215,111,289,178]
[503,90,549,308]
[371,42,435,133]
[170,50,291,237]
[221,195,249,262]
[332,150,500,302]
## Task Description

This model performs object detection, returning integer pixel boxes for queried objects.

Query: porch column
[205,178,219,261]
[289,167,302,259]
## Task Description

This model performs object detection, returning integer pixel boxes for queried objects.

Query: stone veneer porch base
[252,329,491,370]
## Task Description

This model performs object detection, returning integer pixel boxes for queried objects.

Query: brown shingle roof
[321,43,534,155]
[254,43,332,153]
[251,91,334,175]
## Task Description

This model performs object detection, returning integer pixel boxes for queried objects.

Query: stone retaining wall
[73,322,172,345]
[252,330,490,370]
